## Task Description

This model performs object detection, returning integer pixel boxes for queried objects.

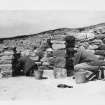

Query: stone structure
[65,36,76,76]
[0,23,105,78]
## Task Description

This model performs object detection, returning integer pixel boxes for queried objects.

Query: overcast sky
[0,10,105,38]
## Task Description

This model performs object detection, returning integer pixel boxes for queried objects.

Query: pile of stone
[0,50,13,77]
[0,49,36,78]
[50,32,105,78]
[76,32,105,60]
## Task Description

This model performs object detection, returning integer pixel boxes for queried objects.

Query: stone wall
[0,24,105,78]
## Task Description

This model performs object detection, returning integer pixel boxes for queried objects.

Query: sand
[0,75,105,105]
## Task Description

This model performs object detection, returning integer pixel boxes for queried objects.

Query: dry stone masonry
[0,23,105,78]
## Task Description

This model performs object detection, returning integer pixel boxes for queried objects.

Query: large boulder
[102,38,105,44]
[52,43,65,50]
[98,44,105,50]
[95,50,105,56]
[95,34,105,39]
[53,49,65,68]
[53,67,67,78]
[0,60,11,64]
[0,64,12,77]
[75,32,95,40]
[91,39,103,45]
[88,44,99,50]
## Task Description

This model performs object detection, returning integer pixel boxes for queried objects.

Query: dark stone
[102,38,105,44]
[95,50,105,56]
[98,44,105,50]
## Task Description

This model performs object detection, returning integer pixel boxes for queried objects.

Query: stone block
[53,67,67,78]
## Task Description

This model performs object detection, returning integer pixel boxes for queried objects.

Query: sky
[0,0,105,38]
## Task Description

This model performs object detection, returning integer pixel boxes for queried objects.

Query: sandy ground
[0,71,105,105]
